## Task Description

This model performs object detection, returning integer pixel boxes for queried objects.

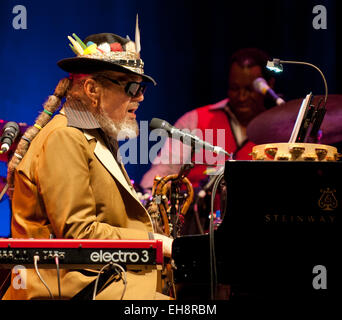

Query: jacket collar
[63,98,101,129]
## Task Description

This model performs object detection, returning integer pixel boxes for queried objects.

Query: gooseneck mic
[149,118,229,156]
[253,77,285,106]
[0,121,20,153]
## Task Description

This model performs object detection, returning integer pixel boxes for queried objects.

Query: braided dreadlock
[7,77,71,198]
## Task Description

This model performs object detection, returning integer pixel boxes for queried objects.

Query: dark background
[0,0,341,183]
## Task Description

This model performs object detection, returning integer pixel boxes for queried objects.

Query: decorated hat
[57,15,156,85]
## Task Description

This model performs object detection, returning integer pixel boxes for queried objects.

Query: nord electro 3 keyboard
[0,239,163,269]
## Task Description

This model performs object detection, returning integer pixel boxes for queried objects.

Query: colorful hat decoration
[57,15,156,85]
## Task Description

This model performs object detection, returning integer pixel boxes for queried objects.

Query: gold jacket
[3,114,158,300]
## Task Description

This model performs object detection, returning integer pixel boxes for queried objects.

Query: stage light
[266,59,283,73]
[266,58,329,143]
[266,58,328,104]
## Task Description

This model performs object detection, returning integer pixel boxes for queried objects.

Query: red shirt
[140,99,255,189]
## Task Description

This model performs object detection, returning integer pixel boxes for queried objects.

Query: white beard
[94,104,139,141]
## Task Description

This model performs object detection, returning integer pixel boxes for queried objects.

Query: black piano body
[172,161,341,300]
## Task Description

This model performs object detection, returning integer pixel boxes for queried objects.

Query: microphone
[0,121,20,153]
[253,77,285,106]
[149,118,229,156]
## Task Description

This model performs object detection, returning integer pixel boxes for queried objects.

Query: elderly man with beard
[3,32,172,300]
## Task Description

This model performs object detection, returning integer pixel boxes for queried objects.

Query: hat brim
[57,57,156,85]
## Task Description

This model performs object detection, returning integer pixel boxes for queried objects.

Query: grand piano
[172,160,341,300]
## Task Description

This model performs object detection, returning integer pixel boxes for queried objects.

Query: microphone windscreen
[149,118,172,131]
[0,121,20,149]
[253,77,269,94]
[3,121,20,132]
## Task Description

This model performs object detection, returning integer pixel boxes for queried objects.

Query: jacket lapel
[83,130,135,198]
[83,129,154,231]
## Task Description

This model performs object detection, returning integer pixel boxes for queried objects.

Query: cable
[114,264,127,300]
[33,255,54,299]
[0,269,11,296]
[54,254,61,299]
[193,202,204,234]
[92,263,127,300]
[209,172,225,300]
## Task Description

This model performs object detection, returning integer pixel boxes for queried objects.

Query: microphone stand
[0,183,9,202]
[0,148,12,202]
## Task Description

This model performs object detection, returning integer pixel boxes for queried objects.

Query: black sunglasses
[100,75,147,98]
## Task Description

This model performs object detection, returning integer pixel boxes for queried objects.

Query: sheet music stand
[289,93,327,143]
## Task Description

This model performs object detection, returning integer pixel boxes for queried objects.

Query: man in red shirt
[141,48,276,189]
[141,48,277,234]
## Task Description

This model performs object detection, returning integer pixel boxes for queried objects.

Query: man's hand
[153,233,173,257]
